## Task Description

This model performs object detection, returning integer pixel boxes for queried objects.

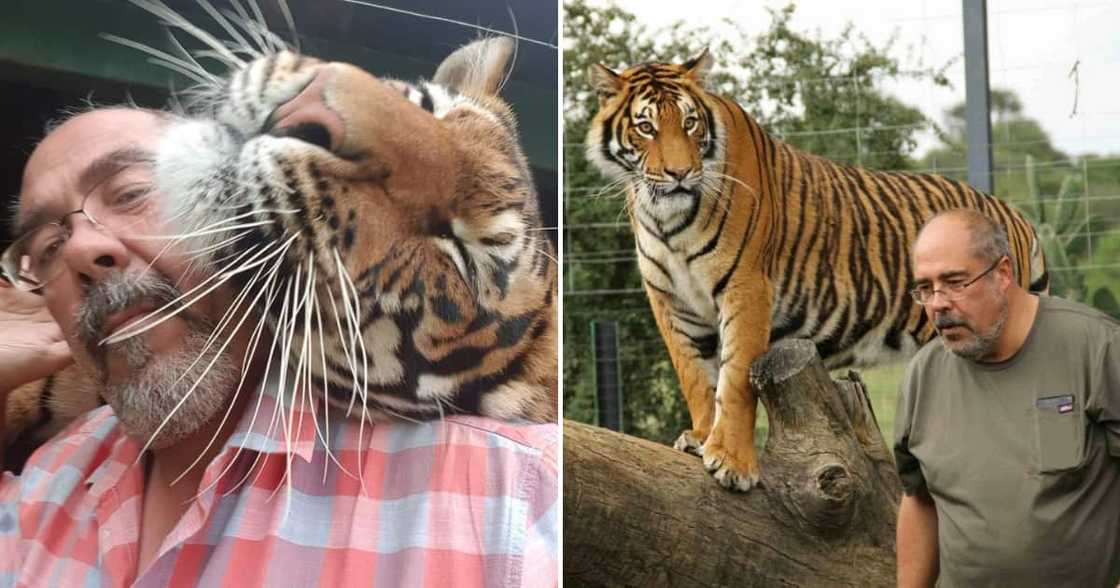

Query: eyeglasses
[910,257,1004,305]
[1,187,154,291]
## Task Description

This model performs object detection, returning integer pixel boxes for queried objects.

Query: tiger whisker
[104,233,298,345]
[101,34,220,86]
[161,26,229,86]
[182,230,255,260]
[130,206,289,280]
[111,241,267,343]
[190,273,283,499]
[333,248,372,496]
[193,0,264,61]
[129,218,279,243]
[260,274,299,505]
[312,277,352,481]
[222,2,274,55]
[240,274,298,495]
[238,0,288,54]
[125,0,247,68]
[136,245,281,463]
[275,0,300,54]
[193,274,282,499]
[170,250,284,486]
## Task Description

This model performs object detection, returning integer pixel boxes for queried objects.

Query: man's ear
[998,255,1016,288]
[588,63,622,106]
[432,37,514,96]
[682,48,713,82]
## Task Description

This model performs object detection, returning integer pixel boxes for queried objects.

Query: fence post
[591,321,623,432]
[963,0,994,193]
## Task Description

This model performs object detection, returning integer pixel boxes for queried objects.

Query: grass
[854,361,907,442]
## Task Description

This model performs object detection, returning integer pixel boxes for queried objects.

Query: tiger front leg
[702,283,770,492]
[644,284,717,457]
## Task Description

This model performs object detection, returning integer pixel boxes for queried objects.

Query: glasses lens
[3,225,66,290]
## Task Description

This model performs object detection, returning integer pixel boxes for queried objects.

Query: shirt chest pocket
[1033,394,1085,473]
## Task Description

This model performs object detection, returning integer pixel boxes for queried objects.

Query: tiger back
[585,50,1046,491]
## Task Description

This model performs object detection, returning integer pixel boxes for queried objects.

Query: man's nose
[61,218,130,283]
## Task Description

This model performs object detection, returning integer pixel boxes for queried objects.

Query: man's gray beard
[102,329,238,450]
[76,271,239,450]
[941,296,1010,361]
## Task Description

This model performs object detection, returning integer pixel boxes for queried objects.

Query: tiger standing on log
[0,1,558,584]
[585,50,1047,492]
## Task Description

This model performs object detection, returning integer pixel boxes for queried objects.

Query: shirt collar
[224,368,320,462]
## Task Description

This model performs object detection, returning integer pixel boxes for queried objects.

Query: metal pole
[963,0,993,193]
[591,321,623,432]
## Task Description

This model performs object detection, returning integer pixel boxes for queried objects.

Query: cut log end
[749,338,819,389]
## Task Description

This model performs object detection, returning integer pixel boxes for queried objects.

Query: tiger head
[585,50,723,221]
[133,31,556,422]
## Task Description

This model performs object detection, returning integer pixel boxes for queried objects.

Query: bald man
[894,209,1120,587]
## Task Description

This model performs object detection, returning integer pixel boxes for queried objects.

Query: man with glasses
[0,107,557,586]
[894,209,1120,587]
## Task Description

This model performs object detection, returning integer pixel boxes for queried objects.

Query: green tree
[563,0,950,443]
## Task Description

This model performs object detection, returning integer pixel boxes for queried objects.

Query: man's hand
[0,282,73,395]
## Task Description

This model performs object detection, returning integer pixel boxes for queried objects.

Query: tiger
[584,49,1047,492]
[4,3,556,471]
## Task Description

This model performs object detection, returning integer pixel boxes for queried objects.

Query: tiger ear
[432,37,514,96]
[682,48,713,81]
[588,63,622,106]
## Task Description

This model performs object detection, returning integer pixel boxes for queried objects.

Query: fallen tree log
[564,339,902,587]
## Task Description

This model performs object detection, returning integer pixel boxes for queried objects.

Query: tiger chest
[635,231,720,326]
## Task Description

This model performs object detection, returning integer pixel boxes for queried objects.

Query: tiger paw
[673,429,706,457]
[702,440,761,492]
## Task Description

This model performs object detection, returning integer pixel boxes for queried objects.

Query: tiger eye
[636,121,656,136]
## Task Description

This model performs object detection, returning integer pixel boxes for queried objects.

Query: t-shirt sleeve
[894,361,928,496]
[1088,329,1120,459]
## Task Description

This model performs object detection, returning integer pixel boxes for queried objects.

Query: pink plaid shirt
[0,384,557,587]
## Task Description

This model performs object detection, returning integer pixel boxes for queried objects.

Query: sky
[578,0,1120,159]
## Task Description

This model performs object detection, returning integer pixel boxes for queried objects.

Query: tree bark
[564,339,902,587]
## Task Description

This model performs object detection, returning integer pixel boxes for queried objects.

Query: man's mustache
[76,271,182,350]
[934,313,969,331]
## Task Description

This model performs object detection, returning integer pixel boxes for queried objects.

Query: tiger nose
[268,69,346,152]
[665,167,690,182]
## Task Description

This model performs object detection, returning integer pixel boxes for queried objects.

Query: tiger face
[134,34,556,422]
[585,51,722,220]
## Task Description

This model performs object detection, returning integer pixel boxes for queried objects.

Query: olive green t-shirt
[894,295,1120,587]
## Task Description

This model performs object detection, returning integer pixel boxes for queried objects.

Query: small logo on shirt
[1036,394,1076,414]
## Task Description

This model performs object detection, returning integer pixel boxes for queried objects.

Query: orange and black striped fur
[5,18,556,469]
[585,50,1046,491]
